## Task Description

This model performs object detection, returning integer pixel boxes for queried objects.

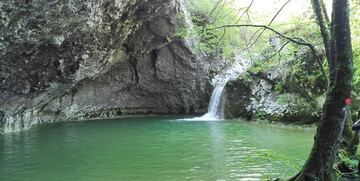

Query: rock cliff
[224,70,324,124]
[0,0,215,133]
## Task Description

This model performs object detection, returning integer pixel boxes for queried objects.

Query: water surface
[0,117,315,180]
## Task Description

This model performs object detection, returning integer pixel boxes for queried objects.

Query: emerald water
[0,117,315,180]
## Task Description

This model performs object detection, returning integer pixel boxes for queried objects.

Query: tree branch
[268,0,292,27]
[208,24,329,86]
[320,0,330,23]
[216,27,226,46]
[257,40,290,66]
[244,0,292,51]
[235,0,254,24]
[311,0,331,67]
[205,0,224,24]
[210,24,308,45]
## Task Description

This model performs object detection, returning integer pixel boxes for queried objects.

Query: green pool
[0,116,315,180]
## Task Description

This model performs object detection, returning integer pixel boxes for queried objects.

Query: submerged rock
[0,0,216,133]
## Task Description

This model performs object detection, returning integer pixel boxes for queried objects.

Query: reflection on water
[0,117,314,180]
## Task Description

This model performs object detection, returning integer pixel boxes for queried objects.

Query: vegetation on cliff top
[179,0,359,117]
[179,0,359,180]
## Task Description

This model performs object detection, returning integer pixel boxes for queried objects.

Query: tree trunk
[342,108,354,148]
[311,0,331,67]
[346,130,359,155]
[289,0,353,180]
[345,109,360,155]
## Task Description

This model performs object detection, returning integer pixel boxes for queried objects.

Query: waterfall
[182,83,226,121]
[200,84,226,120]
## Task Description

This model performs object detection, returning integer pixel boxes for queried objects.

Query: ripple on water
[0,117,314,180]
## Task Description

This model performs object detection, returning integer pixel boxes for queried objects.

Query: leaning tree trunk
[289,0,353,180]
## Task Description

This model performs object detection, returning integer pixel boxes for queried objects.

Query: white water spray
[200,84,226,120]
[182,83,226,121]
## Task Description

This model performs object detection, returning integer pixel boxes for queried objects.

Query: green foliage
[174,27,189,39]
[181,0,326,68]
[342,155,358,168]
[334,149,360,178]
[181,0,266,59]
[351,0,360,90]
[274,81,285,94]
[246,66,263,74]
[277,93,293,105]
[178,0,356,111]
[254,110,267,120]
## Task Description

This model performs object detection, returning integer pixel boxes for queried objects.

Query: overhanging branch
[245,0,292,50]
[235,0,254,24]
[257,40,290,66]
[210,24,311,45]
[208,24,329,86]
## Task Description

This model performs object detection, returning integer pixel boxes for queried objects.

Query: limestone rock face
[224,75,322,123]
[0,0,213,133]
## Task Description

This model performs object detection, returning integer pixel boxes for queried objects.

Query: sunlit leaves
[181,0,255,59]
[179,0,357,95]
[350,0,360,89]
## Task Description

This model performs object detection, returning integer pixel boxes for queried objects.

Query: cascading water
[182,83,226,121]
[177,1,245,121]
[200,84,226,120]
